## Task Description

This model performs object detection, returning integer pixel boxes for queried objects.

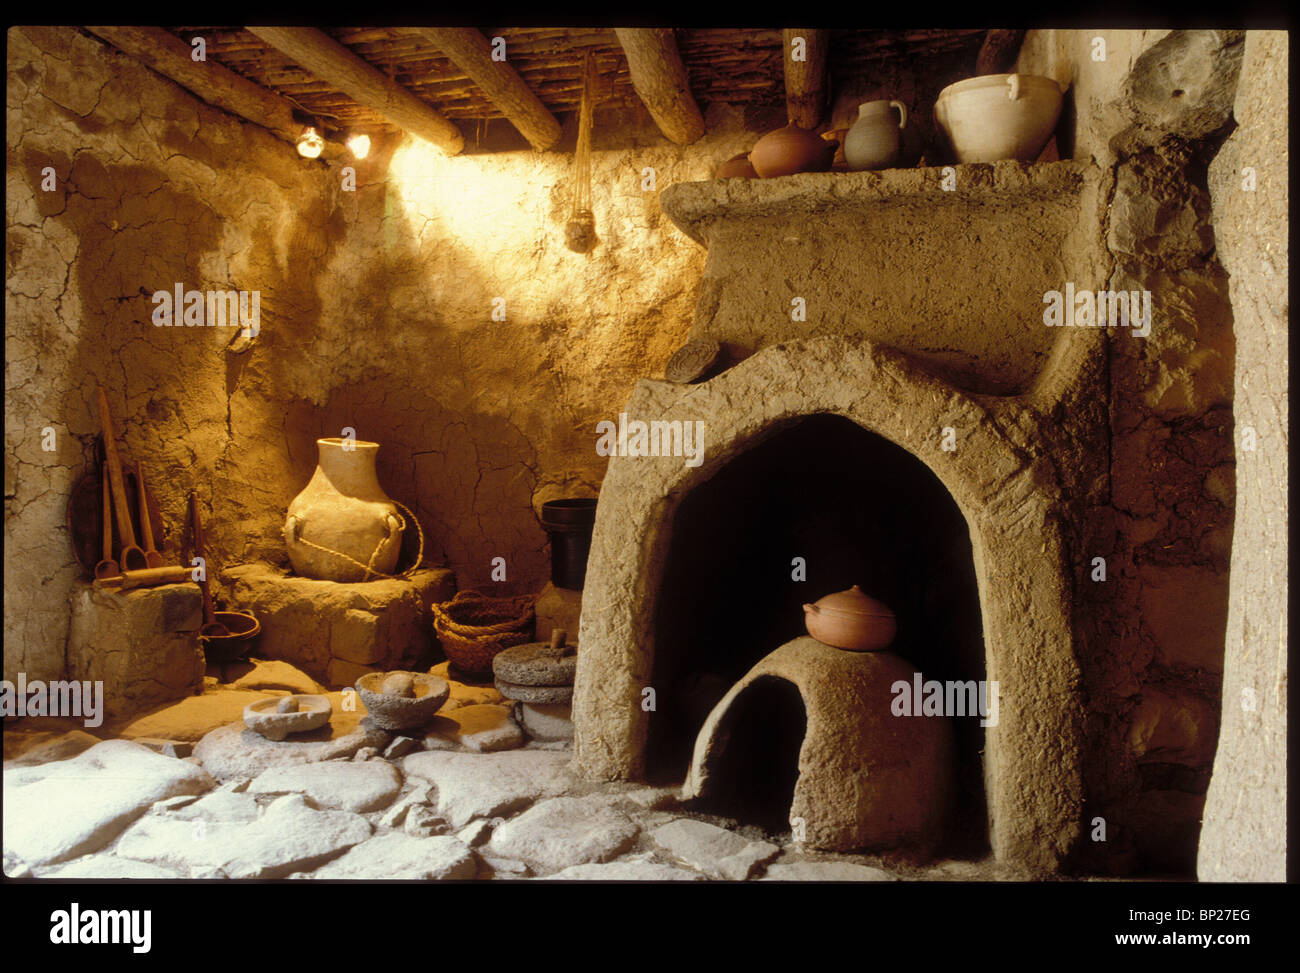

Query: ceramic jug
[284,437,405,582]
[843,100,908,171]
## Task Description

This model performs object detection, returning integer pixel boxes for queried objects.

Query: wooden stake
[976,30,1027,75]
[783,28,829,129]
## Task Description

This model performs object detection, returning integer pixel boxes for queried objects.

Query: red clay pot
[748,124,837,178]
[802,584,897,652]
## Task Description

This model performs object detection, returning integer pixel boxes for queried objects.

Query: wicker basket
[431,590,535,678]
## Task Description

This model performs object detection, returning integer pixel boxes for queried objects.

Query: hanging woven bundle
[565,54,598,253]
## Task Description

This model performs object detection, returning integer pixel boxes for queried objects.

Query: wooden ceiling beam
[976,30,1027,75]
[246,26,465,154]
[782,28,829,129]
[416,28,561,151]
[84,26,345,159]
[613,28,705,145]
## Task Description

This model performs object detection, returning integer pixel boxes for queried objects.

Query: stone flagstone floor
[3,658,1019,882]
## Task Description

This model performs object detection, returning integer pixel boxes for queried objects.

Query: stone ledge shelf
[659,159,1110,397]
[661,160,1099,244]
[222,564,456,689]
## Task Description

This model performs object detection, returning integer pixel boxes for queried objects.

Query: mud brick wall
[1021,29,1245,875]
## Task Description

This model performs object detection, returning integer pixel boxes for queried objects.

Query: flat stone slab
[35,855,188,880]
[650,819,781,881]
[430,661,505,706]
[309,833,476,880]
[248,760,402,812]
[423,704,525,752]
[2,740,215,867]
[481,856,531,878]
[485,796,639,873]
[167,789,262,822]
[3,729,102,767]
[401,750,574,828]
[119,690,292,743]
[193,720,387,781]
[113,793,371,879]
[228,659,326,695]
[545,858,706,881]
[760,861,897,882]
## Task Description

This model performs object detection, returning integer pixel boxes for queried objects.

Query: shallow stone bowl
[243,693,332,741]
[355,671,450,730]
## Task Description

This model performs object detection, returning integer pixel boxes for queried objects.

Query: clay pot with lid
[934,73,1063,163]
[802,584,897,652]
[748,124,837,178]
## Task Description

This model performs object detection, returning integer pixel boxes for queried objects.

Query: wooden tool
[96,386,148,571]
[93,463,119,580]
[95,566,192,590]
[135,461,165,568]
[189,491,230,637]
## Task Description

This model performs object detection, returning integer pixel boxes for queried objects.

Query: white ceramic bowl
[935,73,1063,163]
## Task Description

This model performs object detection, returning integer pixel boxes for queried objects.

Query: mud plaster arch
[572,334,1086,873]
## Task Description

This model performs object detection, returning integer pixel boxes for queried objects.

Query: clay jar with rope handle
[284,437,405,583]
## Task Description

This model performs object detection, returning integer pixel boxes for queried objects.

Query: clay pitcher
[749,124,837,178]
[284,437,405,583]
[843,100,908,171]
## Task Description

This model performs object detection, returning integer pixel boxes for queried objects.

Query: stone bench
[67,581,204,719]
[222,564,456,688]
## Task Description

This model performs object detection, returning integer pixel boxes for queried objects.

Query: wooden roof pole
[783,28,829,129]
[417,28,561,151]
[613,28,705,145]
[976,30,1027,75]
[85,26,344,159]
[247,26,465,154]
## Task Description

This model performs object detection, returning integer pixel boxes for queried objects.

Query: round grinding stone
[492,641,578,687]
[494,679,574,704]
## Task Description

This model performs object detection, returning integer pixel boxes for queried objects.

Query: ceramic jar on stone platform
[843,99,908,171]
[284,437,405,583]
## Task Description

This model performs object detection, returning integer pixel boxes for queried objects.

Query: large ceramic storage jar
[802,584,897,652]
[934,73,1063,163]
[844,100,908,171]
[748,124,837,178]
[284,437,405,582]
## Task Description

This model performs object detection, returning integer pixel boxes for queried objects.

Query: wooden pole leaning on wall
[247,26,465,154]
[84,26,345,160]
[783,28,829,129]
[417,28,561,151]
[613,28,705,145]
